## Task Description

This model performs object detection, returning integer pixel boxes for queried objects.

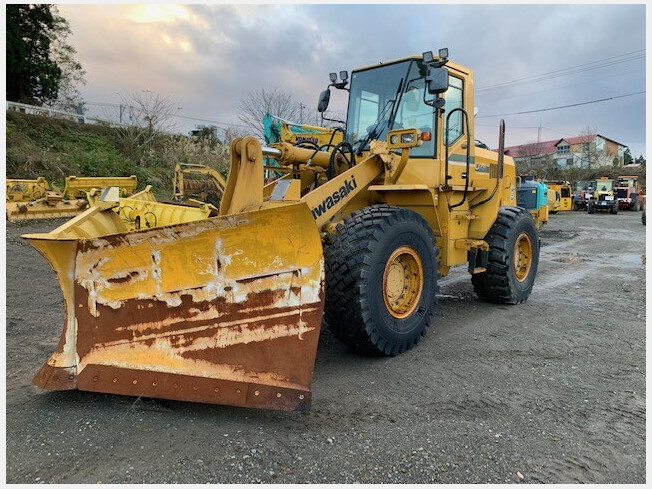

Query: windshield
[345,60,436,157]
[618,178,635,187]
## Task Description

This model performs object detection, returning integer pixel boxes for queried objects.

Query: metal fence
[6,101,127,128]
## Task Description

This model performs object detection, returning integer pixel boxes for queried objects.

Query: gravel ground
[5,210,646,483]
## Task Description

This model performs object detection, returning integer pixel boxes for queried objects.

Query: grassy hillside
[6,111,230,199]
[7,111,644,198]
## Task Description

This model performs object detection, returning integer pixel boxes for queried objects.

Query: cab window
[392,61,435,157]
[444,76,464,145]
[356,90,380,138]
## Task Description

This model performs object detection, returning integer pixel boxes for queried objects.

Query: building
[502,134,628,170]
[190,124,219,139]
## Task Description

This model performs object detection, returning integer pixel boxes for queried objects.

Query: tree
[110,90,180,164]
[623,148,634,166]
[576,126,598,170]
[6,5,84,106]
[635,155,646,168]
[238,88,302,139]
[49,7,86,111]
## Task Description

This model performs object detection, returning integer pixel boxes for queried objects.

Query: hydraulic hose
[327,142,354,180]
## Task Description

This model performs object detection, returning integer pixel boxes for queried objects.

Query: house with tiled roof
[501,134,628,170]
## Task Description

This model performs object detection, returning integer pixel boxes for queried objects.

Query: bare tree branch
[107,91,180,165]
[577,125,597,170]
[238,88,301,139]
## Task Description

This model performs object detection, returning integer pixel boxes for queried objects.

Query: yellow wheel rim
[513,232,533,282]
[382,246,424,319]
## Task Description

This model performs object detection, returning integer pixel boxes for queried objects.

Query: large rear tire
[472,206,539,305]
[324,204,439,355]
[588,202,595,214]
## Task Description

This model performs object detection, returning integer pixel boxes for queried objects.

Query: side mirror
[317,88,331,113]
[425,67,449,94]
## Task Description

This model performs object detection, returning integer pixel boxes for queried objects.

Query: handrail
[446,108,471,209]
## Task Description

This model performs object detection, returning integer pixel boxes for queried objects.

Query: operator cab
[317,49,464,159]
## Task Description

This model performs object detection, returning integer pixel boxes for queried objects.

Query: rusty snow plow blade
[24,203,325,411]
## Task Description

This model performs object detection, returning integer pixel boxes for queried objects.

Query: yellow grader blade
[63,175,138,199]
[24,203,324,411]
[6,194,88,222]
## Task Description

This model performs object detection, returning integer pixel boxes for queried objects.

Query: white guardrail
[6,101,127,128]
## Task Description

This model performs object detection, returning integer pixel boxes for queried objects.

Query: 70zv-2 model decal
[311,175,358,219]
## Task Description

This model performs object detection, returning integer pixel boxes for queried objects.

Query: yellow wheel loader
[24,49,539,412]
[546,181,572,212]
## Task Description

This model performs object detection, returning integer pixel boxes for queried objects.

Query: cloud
[59,4,645,155]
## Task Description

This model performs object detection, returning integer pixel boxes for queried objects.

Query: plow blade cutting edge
[24,203,325,411]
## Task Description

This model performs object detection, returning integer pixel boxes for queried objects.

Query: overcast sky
[59,3,646,157]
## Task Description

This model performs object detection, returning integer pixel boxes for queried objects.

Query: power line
[476,91,645,118]
[476,49,645,92]
[84,101,252,130]
[477,50,645,91]
[476,66,645,103]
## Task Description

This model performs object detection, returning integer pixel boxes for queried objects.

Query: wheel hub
[382,246,424,319]
[513,232,533,282]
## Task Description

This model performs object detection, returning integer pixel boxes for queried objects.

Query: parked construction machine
[517,176,549,228]
[545,181,572,212]
[262,113,343,180]
[24,50,539,412]
[6,177,87,222]
[263,112,343,148]
[173,163,227,206]
[6,175,139,222]
[6,177,50,202]
[586,177,618,214]
[572,180,589,211]
[615,175,644,211]
[547,187,561,214]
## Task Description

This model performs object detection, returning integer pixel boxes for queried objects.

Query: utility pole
[537,121,541,143]
[119,104,124,124]
[299,102,306,124]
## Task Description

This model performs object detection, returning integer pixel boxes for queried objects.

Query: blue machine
[517,176,548,212]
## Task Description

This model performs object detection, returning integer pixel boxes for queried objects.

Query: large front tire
[324,204,439,356]
[472,206,539,305]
